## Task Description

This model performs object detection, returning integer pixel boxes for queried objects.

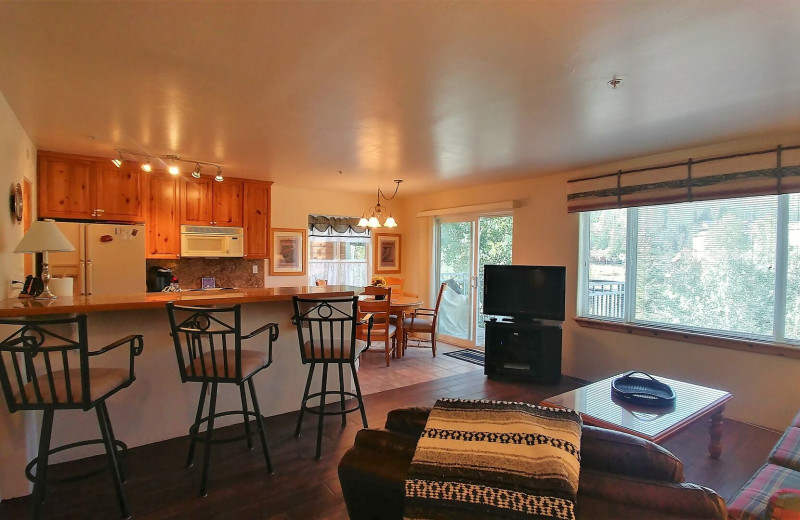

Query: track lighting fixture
[113,149,223,181]
[112,151,124,168]
[357,180,402,228]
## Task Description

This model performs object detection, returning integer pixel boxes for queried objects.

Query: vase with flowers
[371,275,388,299]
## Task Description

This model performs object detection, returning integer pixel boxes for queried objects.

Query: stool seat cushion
[303,339,368,360]
[402,316,433,332]
[15,368,129,405]
[187,349,268,379]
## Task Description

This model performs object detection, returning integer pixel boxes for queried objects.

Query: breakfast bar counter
[0,285,355,317]
[0,286,359,499]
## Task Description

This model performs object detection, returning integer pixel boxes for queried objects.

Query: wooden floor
[0,366,780,519]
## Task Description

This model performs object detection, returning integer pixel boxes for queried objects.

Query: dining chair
[357,296,397,367]
[403,282,447,357]
[384,277,404,297]
[315,279,328,286]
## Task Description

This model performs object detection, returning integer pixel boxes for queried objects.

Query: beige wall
[266,184,386,286]
[0,89,37,500]
[397,136,800,431]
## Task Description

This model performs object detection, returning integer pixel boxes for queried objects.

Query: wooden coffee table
[542,373,732,458]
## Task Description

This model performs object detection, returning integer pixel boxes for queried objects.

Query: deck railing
[588,280,625,319]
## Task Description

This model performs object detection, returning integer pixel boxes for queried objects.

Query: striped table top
[542,373,732,442]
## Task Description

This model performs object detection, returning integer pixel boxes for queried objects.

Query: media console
[483,319,562,383]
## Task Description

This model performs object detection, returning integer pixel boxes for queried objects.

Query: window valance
[308,215,370,236]
[566,145,800,213]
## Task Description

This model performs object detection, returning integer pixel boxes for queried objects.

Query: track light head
[112,151,124,168]
[141,158,152,172]
[192,164,202,179]
[215,166,223,182]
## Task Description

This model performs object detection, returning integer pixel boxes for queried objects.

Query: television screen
[483,265,566,321]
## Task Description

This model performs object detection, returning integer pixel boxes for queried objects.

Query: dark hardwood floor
[0,370,780,519]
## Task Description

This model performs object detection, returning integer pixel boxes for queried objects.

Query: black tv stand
[484,319,562,384]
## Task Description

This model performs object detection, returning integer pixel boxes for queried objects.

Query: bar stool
[292,296,371,460]
[0,314,143,520]
[166,303,279,497]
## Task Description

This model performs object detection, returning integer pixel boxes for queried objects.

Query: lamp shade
[14,220,76,253]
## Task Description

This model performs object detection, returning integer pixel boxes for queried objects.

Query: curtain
[567,145,800,213]
[308,215,369,236]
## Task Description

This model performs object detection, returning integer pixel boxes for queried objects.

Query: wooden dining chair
[358,287,396,366]
[384,277,404,297]
[315,279,328,286]
[403,283,447,357]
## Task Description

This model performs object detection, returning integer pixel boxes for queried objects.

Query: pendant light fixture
[357,180,402,228]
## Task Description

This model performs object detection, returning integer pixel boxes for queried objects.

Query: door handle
[86,260,93,295]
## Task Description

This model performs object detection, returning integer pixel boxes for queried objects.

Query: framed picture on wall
[374,233,401,273]
[270,228,307,275]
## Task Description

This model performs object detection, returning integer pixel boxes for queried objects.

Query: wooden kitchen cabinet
[243,180,272,258]
[37,153,94,219]
[94,162,144,221]
[146,173,181,258]
[38,151,144,222]
[181,177,243,227]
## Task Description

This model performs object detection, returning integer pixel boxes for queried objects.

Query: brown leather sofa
[338,407,727,520]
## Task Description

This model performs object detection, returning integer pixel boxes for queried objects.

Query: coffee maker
[146,266,173,292]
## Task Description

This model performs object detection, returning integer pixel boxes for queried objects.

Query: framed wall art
[270,228,307,276]
[374,233,401,274]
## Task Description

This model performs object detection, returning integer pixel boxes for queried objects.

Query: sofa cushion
[581,425,684,482]
[766,489,800,520]
[770,427,800,471]
[728,464,800,520]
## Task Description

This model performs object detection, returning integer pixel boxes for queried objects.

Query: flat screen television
[483,265,566,321]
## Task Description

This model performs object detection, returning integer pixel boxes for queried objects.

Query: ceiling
[1,1,799,194]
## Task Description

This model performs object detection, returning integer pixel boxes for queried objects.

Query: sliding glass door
[435,214,513,348]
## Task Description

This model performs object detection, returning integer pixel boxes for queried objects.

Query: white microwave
[180,225,244,258]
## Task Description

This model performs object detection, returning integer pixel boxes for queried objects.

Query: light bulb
[141,162,152,173]
[168,165,180,175]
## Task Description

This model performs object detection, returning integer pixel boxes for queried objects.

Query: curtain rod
[567,144,800,184]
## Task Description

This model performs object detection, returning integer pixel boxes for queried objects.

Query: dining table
[359,294,422,358]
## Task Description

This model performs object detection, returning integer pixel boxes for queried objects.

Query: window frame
[577,193,800,357]
[307,234,371,287]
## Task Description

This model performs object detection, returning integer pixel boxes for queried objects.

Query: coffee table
[542,373,732,458]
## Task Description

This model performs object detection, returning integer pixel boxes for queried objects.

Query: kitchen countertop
[0,285,357,317]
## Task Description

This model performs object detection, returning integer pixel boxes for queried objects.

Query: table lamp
[14,220,76,299]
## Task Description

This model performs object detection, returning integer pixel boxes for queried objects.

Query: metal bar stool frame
[166,302,279,497]
[292,296,372,460]
[0,314,143,520]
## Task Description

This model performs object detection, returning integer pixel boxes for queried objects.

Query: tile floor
[357,340,484,395]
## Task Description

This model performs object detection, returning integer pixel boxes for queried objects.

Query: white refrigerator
[49,222,146,296]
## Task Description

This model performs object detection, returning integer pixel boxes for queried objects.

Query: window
[308,235,369,286]
[580,193,800,345]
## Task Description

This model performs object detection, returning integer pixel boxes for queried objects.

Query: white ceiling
[1,1,799,194]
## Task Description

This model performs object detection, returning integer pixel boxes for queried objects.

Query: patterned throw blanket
[405,398,582,520]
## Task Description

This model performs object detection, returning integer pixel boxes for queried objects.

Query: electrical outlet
[252,263,258,274]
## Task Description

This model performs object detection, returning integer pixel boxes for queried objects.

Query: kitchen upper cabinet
[181,177,243,227]
[94,163,144,221]
[146,174,181,258]
[212,181,244,227]
[38,151,143,222]
[243,180,272,258]
[38,153,94,219]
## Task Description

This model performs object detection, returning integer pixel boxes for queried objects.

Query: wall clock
[10,183,23,222]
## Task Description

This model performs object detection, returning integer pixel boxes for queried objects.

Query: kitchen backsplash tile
[146,258,264,290]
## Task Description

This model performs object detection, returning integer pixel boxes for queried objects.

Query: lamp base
[37,259,58,300]
[35,289,58,300]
